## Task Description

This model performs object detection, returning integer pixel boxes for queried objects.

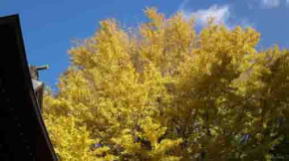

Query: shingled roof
[0,15,58,161]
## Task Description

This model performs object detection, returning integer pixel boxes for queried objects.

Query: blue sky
[1,0,289,89]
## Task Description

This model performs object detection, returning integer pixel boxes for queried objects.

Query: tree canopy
[43,8,289,161]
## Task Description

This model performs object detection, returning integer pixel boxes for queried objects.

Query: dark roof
[0,15,58,161]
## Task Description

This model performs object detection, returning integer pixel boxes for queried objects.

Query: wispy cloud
[178,0,190,11]
[261,0,281,8]
[258,0,289,8]
[181,5,230,27]
[178,3,254,29]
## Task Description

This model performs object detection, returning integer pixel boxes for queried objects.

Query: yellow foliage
[43,7,289,161]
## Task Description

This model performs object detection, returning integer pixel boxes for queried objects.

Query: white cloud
[181,5,230,27]
[261,0,281,8]
[178,2,254,29]
[258,0,289,8]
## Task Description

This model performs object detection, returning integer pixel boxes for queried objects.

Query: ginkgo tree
[43,8,289,161]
